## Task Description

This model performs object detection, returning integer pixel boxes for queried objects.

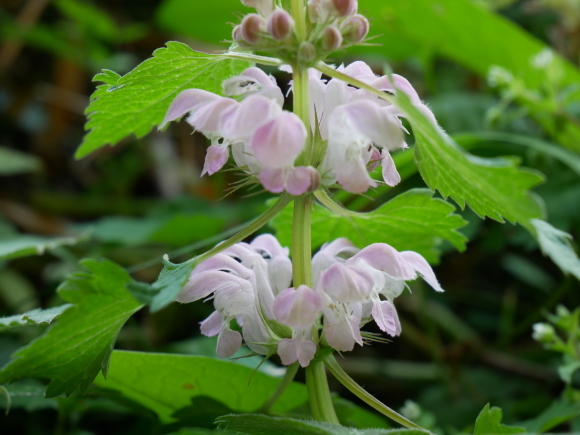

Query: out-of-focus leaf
[473,404,525,434]
[77,42,251,158]
[0,235,80,261]
[0,379,57,412]
[558,360,580,384]
[532,219,580,281]
[0,260,142,397]
[0,147,41,176]
[93,351,308,424]
[271,189,467,264]
[521,399,580,433]
[0,305,72,331]
[216,414,428,435]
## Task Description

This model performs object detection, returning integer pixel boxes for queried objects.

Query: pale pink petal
[324,315,362,352]
[320,263,374,302]
[259,167,286,193]
[177,270,251,304]
[336,157,377,194]
[202,145,229,176]
[162,89,220,128]
[286,166,317,196]
[216,326,242,358]
[192,253,253,280]
[220,96,281,139]
[342,61,376,82]
[273,286,323,329]
[251,112,306,168]
[367,147,382,172]
[381,150,401,187]
[277,338,298,365]
[250,234,288,258]
[348,244,415,280]
[343,100,404,150]
[371,300,401,336]
[187,98,238,134]
[223,68,284,106]
[200,311,223,337]
[297,340,317,367]
[400,251,443,292]
[241,308,272,356]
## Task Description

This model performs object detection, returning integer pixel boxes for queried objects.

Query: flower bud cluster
[176,234,442,367]
[233,0,369,66]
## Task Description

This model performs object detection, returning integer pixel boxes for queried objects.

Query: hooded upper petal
[162,89,221,128]
[251,112,306,168]
[273,285,323,330]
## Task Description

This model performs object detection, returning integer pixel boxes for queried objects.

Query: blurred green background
[1,0,580,433]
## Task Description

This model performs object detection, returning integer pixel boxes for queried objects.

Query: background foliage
[1,0,580,433]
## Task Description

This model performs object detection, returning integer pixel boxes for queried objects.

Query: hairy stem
[324,355,429,431]
[259,362,300,413]
[291,0,307,41]
[306,360,340,424]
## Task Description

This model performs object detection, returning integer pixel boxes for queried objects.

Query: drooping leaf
[473,404,525,435]
[0,305,72,331]
[520,399,580,433]
[0,235,80,261]
[270,189,467,264]
[77,42,251,158]
[532,219,580,281]
[0,259,142,397]
[0,147,42,176]
[93,351,308,424]
[216,414,429,435]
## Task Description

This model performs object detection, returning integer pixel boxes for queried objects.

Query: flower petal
[162,89,220,128]
[200,311,223,337]
[320,263,374,302]
[216,326,242,358]
[259,167,286,193]
[348,243,415,280]
[273,285,323,330]
[251,112,306,168]
[220,95,281,139]
[371,300,401,336]
[336,156,377,194]
[381,150,401,187]
[400,251,443,292]
[286,166,318,196]
[202,145,230,176]
[187,97,238,134]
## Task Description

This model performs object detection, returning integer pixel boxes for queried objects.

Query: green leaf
[216,414,429,435]
[93,351,308,424]
[0,305,72,331]
[0,259,142,397]
[77,42,251,158]
[520,399,580,433]
[0,147,41,176]
[558,360,580,384]
[0,379,57,412]
[532,219,580,281]
[473,404,525,435]
[0,234,81,261]
[271,189,467,264]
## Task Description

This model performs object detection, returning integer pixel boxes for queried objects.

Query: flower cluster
[163,61,435,195]
[233,0,369,63]
[177,235,442,367]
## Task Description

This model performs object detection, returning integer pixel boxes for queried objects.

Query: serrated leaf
[0,259,142,397]
[77,42,251,158]
[532,219,580,281]
[0,305,72,331]
[270,189,467,264]
[0,235,80,261]
[473,404,525,435]
[216,414,429,435]
[520,399,580,433]
[93,351,308,423]
[401,93,545,228]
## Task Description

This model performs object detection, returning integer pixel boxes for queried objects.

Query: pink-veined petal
[187,98,238,134]
[320,263,374,302]
[277,338,298,365]
[400,251,443,292]
[324,315,362,351]
[177,270,251,304]
[259,167,286,193]
[220,95,281,139]
[371,300,401,336]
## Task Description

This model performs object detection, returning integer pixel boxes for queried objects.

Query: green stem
[291,0,307,41]
[306,360,340,424]
[292,195,313,287]
[259,362,300,413]
[324,355,429,431]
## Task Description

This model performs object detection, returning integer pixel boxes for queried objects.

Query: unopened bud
[340,14,369,43]
[267,9,294,40]
[322,25,343,51]
[532,323,556,343]
[232,25,244,43]
[298,41,316,63]
[332,0,357,16]
[307,0,323,22]
[241,13,267,44]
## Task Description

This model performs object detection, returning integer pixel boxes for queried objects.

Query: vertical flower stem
[259,362,300,413]
[291,0,338,424]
